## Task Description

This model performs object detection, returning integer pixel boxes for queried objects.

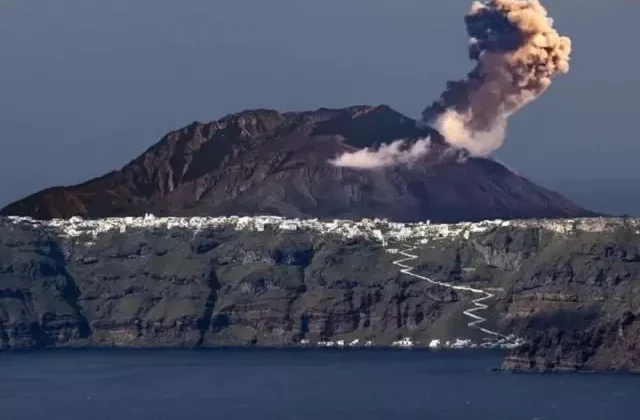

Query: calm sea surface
[0,348,638,420]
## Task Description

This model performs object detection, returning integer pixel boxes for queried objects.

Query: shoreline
[4,346,639,375]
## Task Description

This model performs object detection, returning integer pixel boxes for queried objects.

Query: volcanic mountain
[1,105,593,222]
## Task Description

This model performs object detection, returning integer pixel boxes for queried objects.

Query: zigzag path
[391,244,506,339]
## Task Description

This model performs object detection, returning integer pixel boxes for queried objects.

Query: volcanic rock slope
[1,105,591,222]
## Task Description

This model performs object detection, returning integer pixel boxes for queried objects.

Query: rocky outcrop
[1,216,638,371]
[502,312,640,372]
[0,105,592,223]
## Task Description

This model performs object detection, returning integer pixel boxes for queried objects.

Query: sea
[0,348,638,420]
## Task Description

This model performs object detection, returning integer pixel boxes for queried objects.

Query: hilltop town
[3,214,639,244]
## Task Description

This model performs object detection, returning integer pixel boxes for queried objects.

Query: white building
[428,339,441,349]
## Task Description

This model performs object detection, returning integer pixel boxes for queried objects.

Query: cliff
[0,105,592,223]
[1,215,638,372]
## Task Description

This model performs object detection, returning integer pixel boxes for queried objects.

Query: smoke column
[331,0,571,168]
[423,0,572,156]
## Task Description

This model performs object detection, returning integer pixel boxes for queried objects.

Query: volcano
[1,105,593,222]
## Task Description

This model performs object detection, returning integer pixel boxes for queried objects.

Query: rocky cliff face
[0,105,592,223]
[410,221,640,372]
[1,216,638,372]
[0,218,458,349]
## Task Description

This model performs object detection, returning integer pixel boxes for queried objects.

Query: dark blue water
[0,349,638,420]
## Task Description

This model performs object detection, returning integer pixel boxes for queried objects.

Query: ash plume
[423,0,572,156]
[329,0,571,168]
[330,138,431,169]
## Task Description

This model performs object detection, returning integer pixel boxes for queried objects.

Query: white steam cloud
[329,138,431,169]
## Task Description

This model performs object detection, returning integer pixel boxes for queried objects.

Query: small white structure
[349,339,360,347]
[279,221,298,230]
[428,339,441,349]
[391,337,414,348]
[451,338,472,349]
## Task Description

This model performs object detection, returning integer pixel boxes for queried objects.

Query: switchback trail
[391,244,505,339]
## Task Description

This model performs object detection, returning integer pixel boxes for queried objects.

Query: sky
[1,0,638,213]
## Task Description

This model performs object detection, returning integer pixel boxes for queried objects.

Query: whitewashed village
[4,213,638,244]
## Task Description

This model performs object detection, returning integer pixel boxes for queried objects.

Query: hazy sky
[1,0,638,209]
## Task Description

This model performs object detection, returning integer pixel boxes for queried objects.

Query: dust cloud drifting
[330,0,571,168]
[423,0,572,155]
